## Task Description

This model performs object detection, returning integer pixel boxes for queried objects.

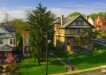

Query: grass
[69,44,106,70]
[19,57,66,75]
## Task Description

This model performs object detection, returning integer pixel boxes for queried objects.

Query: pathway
[52,65,106,75]
[83,72,106,75]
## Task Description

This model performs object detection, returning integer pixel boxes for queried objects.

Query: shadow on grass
[20,64,37,68]
[49,60,63,66]
[69,49,106,70]
[70,44,106,64]
[71,52,106,63]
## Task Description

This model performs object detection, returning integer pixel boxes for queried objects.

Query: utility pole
[45,32,48,75]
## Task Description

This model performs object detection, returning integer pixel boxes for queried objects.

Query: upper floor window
[14,39,15,44]
[26,36,30,44]
[70,29,75,35]
[77,29,88,35]
[10,39,12,44]
[77,29,80,34]
[76,20,83,25]
[0,39,3,44]
[0,33,5,36]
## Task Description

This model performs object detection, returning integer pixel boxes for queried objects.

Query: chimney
[61,15,64,25]
[86,16,89,21]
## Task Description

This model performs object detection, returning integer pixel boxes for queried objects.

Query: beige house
[54,15,94,53]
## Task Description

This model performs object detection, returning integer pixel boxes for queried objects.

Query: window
[77,29,80,34]
[3,33,5,36]
[76,20,83,25]
[0,33,5,36]
[14,39,15,44]
[10,39,12,44]
[0,33,2,36]
[70,29,75,35]
[69,38,75,45]
[0,39,3,44]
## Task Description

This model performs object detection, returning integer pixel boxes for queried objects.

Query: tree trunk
[37,55,41,66]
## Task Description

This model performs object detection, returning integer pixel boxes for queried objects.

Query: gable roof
[3,26,16,33]
[60,15,94,28]
[53,17,61,24]
[53,17,67,24]
[0,44,12,51]
[0,27,15,37]
[60,15,80,28]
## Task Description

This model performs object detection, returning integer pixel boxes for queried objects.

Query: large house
[54,15,94,53]
[0,24,16,61]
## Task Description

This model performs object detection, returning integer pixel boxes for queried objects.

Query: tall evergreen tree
[27,3,54,65]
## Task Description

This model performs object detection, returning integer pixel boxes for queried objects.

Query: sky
[0,0,106,22]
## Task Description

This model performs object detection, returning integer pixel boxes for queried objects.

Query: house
[0,24,16,61]
[54,15,94,53]
[22,31,30,54]
[94,16,106,32]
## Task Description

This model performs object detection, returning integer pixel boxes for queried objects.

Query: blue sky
[0,0,106,22]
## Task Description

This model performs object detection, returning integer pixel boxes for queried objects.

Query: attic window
[76,20,83,25]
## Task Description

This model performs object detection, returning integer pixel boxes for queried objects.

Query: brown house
[54,15,94,53]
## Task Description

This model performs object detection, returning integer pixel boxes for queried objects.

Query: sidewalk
[52,65,106,75]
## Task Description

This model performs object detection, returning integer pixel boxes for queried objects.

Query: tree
[75,28,94,53]
[90,12,106,20]
[27,3,54,66]
[68,12,82,17]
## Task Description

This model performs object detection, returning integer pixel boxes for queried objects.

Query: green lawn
[70,44,106,70]
[19,44,106,75]
[19,58,66,75]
